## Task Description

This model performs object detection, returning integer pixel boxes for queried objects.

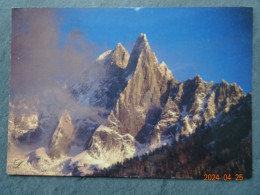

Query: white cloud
[134,7,142,11]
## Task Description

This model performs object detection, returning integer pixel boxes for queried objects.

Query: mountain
[94,93,252,179]
[7,34,252,178]
[150,76,245,149]
[83,34,249,175]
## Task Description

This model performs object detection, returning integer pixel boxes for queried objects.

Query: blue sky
[56,8,252,93]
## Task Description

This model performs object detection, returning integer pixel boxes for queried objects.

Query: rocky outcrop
[48,110,75,158]
[107,42,130,70]
[8,101,41,145]
[87,125,136,165]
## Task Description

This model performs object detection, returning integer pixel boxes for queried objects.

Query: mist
[10,8,107,120]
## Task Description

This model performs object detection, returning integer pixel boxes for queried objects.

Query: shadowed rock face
[70,41,130,110]
[89,42,131,110]
[100,43,130,109]
[48,110,75,158]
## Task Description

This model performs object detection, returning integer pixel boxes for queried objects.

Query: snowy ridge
[96,50,112,64]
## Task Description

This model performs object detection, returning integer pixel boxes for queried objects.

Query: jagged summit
[110,42,129,69]
[139,33,148,42]
[124,34,153,77]
[96,42,129,70]
[115,42,123,49]
[194,73,203,82]
[133,33,150,52]
[221,78,229,85]
[195,73,201,79]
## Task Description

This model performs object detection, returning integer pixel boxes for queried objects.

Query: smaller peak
[159,61,174,80]
[115,42,123,49]
[113,42,128,54]
[221,79,228,85]
[194,74,202,82]
[195,73,200,78]
[160,61,167,66]
[231,82,237,87]
[110,42,130,69]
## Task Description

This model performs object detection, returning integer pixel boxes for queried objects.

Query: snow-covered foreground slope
[7,34,250,176]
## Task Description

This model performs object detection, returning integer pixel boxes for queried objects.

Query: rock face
[106,34,178,137]
[8,101,42,145]
[48,110,75,158]
[107,42,130,69]
[95,42,130,109]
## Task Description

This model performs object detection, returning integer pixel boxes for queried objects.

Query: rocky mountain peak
[133,33,150,53]
[110,42,129,69]
[138,33,148,43]
[115,42,123,49]
[124,33,154,78]
[221,78,228,85]
[95,43,129,70]
[194,74,202,82]
[48,110,75,158]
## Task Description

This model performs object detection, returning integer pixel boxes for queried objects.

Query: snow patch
[96,50,112,63]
